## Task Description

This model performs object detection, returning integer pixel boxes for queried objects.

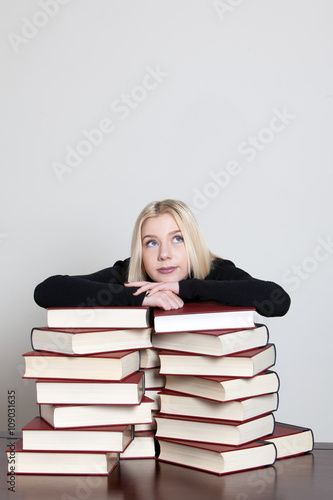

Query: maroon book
[21,416,134,453]
[35,371,145,405]
[157,436,277,475]
[22,349,140,381]
[154,302,255,333]
[155,412,275,446]
[158,344,276,377]
[7,439,119,475]
[262,422,314,459]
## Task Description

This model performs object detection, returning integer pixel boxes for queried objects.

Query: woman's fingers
[142,290,184,310]
[125,281,180,297]
[125,281,155,295]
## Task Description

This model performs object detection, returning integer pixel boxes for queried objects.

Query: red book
[141,367,166,389]
[153,302,255,333]
[35,372,144,405]
[120,431,156,459]
[152,324,268,356]
[7,439,119,475]
[158,344,276,377]
[158,389,279,421]
[40,395,155,428]
[262,422,314,459]
[31,326,153,355]
[155,412,275,446]
[157,437,277,475]
[47,306,152,329]
[22,416,134,452]
[22,349,140,381]
[164,370,280,402]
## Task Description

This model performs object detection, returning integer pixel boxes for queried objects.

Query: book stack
[8,302,314,476]
[10,306,158,475]
[151,303,314,475]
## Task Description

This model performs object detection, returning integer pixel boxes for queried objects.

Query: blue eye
[173,236,183,243]
[146,240,157,247]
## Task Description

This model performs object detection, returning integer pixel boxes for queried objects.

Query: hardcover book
[155,412,275,446]
[7,440,119,475]
[47,306,152,329]
[157,437,277,475]
[35,372,145,405]
[262,422,314,459]
[23,349,140,381]
[158,345,276,378]
[40,395,155,428]
[158,390,279,422]
[22,417,134,452]
[31,326,153,355]
[154,303,255,333]
[120,431,156,459]
[164,370,280,402]
[152,324,268,356]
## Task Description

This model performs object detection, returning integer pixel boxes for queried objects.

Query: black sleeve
[33,259,145,309]
[178,259,291,317]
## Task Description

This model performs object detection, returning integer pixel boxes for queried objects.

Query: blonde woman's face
[141,213,189,282]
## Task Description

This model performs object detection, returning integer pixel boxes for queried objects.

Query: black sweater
[34,258,290,317]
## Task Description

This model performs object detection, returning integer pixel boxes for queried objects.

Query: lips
[157,266,177,274]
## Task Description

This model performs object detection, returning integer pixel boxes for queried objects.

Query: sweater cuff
[178,279,201,302]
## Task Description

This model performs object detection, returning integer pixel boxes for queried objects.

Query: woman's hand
[125,281,180,296]
[142,290,183,310]
[125,281,183,310]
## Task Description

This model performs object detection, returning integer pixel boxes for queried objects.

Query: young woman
[34,199,290,317]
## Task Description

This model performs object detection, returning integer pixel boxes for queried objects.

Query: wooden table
[1,440,332,500]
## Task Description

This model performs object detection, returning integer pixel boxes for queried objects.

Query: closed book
[141,367,166,389]
[262,422,314,459]
[159,345,276,378]
[47,306,152,329]
[22,417,134,452]
[134,410,159,431]
[155,413,275,446]
[139,348,161,369]
[158,390,279,421]
[31,326,153,355]
[154,303,255,333]
[40,395,155,428]
[23,350,140,381]
[120,431,156,459]
[157,437,277,475]
[152,324,268,356]
[144,387,163,410]
[35,372,144,405]
[164,371,280,402]
[7,440,119,475]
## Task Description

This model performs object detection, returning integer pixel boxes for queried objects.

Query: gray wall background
[1,0,332,440]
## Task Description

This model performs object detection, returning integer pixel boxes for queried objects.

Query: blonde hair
[128,199,215,282]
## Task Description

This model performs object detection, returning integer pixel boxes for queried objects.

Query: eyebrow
[142,229,182,240]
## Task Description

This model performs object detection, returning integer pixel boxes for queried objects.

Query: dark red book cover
[23,349,138,359]
[22,416,131,433]
[154,302,255,317]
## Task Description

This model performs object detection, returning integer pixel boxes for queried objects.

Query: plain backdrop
[1,0,332,441]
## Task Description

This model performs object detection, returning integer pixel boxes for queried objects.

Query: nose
[158,242,171,260]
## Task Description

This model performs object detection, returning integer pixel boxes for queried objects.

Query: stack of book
[8,302,314,476]
[10,306,158,475]
[151,303,314,475]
